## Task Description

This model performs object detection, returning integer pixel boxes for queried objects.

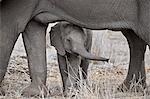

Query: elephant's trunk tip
[71,43,109,62]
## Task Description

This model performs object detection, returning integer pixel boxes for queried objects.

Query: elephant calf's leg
[79,59,90,87]
[80,59,89,80]
[64,55,81,95]
[120,30,147,92]
[57,54,68,92]
[22,20,48,97]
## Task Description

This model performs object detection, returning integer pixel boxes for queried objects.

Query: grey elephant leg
[79,59,90,87]
[0,27,20,95]
[80,59,89,80]
[66,54,81,88]
[22,20,48,97]
[64,54,81,95]
[120,29,147,92]
[57,53,68,92]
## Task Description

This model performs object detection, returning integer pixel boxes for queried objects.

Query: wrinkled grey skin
[50,22,108,95]
[1,0,150,97]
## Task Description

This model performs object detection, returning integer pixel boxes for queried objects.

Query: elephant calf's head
[50,22,109,62]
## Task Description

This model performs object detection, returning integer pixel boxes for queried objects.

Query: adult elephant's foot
[22,83,49,97]
[0,87,5,96]
[117,79,147,94]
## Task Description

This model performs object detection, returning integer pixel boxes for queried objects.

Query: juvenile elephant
[50,22,109,94]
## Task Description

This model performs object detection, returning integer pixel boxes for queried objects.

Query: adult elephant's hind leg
[120,29,147,92]
[22,20,48,97]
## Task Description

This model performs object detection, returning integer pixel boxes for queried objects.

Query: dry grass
[0,30,149,99]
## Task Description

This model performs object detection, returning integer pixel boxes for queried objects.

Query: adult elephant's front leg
[0,27,20,95]
[120,29,147,92]
[22,20,48,97]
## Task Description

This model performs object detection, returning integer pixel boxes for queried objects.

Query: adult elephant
[1,0,150,97]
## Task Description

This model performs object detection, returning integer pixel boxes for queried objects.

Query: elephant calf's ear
[50,24,66,56]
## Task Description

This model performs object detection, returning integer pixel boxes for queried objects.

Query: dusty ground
[0,28,150,99]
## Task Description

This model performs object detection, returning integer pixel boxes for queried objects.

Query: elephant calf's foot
[63,87,79,97]
[63,79,89,97]
[117,80,147,94]
[22,84,49,97]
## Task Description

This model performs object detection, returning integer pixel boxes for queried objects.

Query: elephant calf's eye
[66,38,71,41]
[64,38,71,46]
[66,37,72,42]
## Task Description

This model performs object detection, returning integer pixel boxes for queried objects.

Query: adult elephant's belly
[54,0,137,30]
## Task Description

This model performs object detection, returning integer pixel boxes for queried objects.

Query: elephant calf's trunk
[72,43,109,62]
